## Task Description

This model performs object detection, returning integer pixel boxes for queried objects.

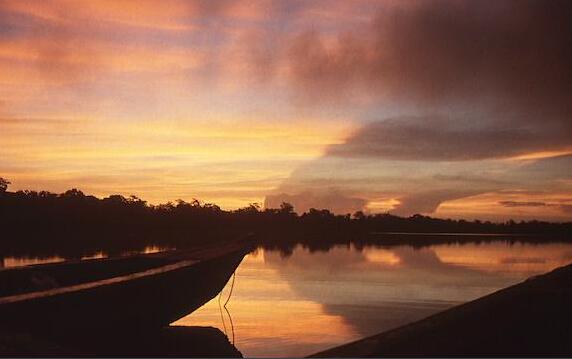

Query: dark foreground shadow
[0,326,242,357]
[311,262,572,357]
[0,238,253,357]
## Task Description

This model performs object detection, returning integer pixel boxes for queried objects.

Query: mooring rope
[218,286,228,340]
[218,270,237,344]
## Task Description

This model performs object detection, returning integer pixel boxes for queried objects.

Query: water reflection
[175,241,572,358]
[0,246,173,268]
[1,256,65,268]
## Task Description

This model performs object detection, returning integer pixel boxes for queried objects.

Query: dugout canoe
[0,234,255,334]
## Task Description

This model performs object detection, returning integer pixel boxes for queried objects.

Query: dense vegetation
[0,180,570,259]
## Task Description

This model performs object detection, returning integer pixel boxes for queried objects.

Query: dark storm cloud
[326,116,572,161]
[286,0,572,115]
[287,30,371,101]
[499,201,547,208]
[282,0,572,160]
[499,201,572,216]
[267,1,572,215]
[516,154,572,180]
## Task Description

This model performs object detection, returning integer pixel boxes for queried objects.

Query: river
[174,239,572,357]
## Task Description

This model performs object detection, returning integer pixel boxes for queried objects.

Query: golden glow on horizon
[365,198,401,213]
[436,191,572,221]
[1,117,351,207]
[510,149,572,161]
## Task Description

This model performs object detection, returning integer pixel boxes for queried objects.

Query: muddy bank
[0,326,242,357]
[312,262,572,357]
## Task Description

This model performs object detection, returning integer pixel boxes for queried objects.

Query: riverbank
[0,326,242,357]
[312,261,572,357]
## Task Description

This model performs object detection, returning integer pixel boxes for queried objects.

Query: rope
[225,271,236,307]
[218,271,237,344]
[218,286,228,339]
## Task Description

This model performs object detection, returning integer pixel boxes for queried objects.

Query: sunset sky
[1,0,571,221]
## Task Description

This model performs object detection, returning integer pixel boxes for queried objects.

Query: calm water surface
[174,240,572,357]
[0,245,172,268]
[3,240,571,357]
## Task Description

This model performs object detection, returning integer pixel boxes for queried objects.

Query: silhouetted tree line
[0,181,570,259]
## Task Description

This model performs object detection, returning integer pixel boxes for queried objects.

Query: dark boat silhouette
[0,234,255,335]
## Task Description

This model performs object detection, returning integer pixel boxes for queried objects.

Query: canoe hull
[0,246,249,335]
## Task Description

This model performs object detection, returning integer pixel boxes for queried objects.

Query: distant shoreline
[1,187,570,259]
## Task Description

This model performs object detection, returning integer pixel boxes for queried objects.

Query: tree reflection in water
[177,240,572,357]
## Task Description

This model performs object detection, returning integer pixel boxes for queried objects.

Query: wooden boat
[0,234,255,335]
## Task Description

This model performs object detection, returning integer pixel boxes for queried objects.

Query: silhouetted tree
[62,188,85,198]
[279,202,295,215]
[0,177,10,193]
[0,185,569,259]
